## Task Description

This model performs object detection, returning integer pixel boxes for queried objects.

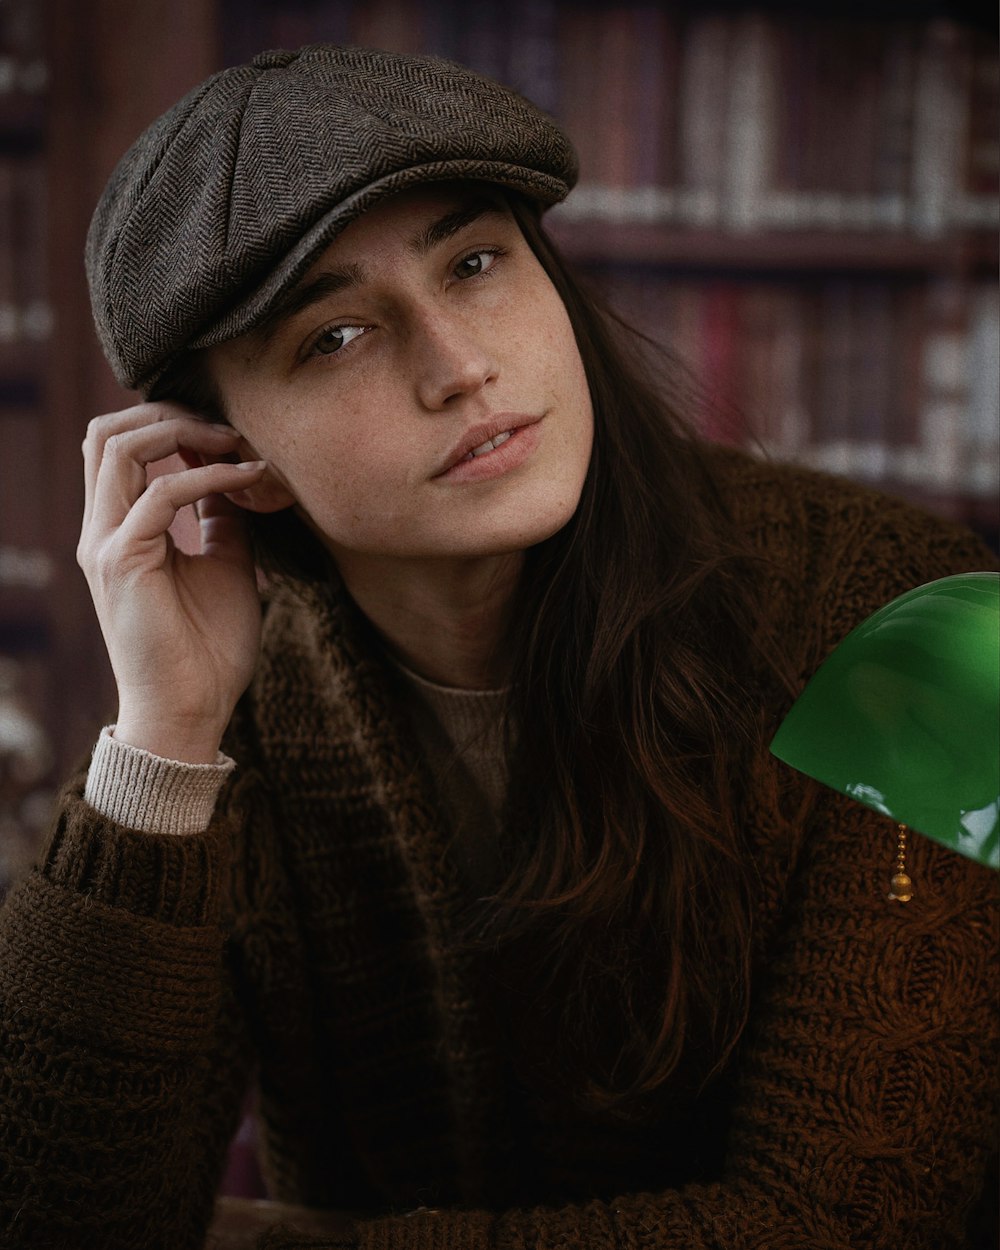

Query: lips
[434,414,541,476]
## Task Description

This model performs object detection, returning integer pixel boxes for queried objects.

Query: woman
[0,44,995,1250]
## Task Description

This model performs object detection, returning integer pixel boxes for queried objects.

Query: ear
[222,437,297,513]
[225,464,297,514]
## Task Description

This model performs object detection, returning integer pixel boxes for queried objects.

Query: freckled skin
[207,186,595,578]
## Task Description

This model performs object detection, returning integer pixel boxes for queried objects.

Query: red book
[556,7,600,185]
[590,6,640,191]
[699,282,744,446]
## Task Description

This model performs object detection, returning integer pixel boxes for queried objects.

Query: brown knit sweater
[1,450,997,1249]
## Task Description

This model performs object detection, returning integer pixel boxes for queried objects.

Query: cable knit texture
[0,449,997,1250]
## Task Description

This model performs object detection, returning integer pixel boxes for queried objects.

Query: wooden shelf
[548,219,999,276]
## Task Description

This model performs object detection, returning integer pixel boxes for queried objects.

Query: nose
[412,310,499,411]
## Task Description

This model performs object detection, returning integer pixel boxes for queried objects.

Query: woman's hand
[77,403,269,763]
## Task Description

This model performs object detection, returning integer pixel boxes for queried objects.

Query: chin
[451,498,581,558]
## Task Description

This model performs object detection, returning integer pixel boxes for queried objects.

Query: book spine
[505,0,559,115]
[11,154,50,357]
[847,280,894,480]
[0,162,16,379]
[872,21,916,230]
[590,5,639,192]
[721,12,777,233]
[837,24,890,230]
[769,286,808,461]
[955,31,1000,230]
[916,277,969,492]
[882,281,926,483]
[0,406,45,553]
[676,13,730,229]
[963,282,1000,498]
[739,283,807,461]
[767,20,807,230]
[631,5,679,196]
[910,21,970,237]
[812,278,856,473]
[699,281,744,445]
[556,7,599,187]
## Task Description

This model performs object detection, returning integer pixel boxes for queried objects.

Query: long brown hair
[482,199,774,1117]
[151,191,777,1118]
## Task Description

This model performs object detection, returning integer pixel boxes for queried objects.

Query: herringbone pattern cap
[85,44,578,393]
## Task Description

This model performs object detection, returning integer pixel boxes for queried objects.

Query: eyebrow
[249,196,506,353]
[408,198,502,256]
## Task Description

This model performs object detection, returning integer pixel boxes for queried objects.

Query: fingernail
[235,460,266,472]
[210,423,235,433]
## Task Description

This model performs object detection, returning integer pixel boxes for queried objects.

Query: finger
[87,417,241,535]
[111,461,266,551]
[81,403,210,531]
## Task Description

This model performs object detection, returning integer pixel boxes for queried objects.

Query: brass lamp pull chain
[888,823,913,902]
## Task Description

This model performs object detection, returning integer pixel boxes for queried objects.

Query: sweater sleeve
[84,725,235,835]
[0,761,260,1249]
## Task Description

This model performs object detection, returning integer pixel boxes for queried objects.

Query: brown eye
[310,324,366,357]
[454,250,496,280]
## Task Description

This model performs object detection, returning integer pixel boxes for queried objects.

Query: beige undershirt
[84,662,509,893]
[389,658,509,896]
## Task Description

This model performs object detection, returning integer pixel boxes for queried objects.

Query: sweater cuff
[84,726,235,836]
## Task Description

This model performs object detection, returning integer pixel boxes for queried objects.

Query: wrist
[113,713,228,765]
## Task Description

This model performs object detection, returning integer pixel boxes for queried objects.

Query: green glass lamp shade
[770,572,1000,870]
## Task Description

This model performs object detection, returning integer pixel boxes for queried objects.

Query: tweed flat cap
[85,44,578,393]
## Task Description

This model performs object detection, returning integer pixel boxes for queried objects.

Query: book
[0,406,45,553]
[910,20,970,237]
[720,12,777,234]
[872,21,917,230]
[957,29,1000,228]
[504,0,560,116]
[963,282,1000,499]
[631,5,680,195]
[675,11,731,229]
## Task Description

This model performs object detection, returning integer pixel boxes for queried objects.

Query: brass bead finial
[888,824,912,902]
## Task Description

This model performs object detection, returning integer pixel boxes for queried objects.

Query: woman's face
[207,184,594,569]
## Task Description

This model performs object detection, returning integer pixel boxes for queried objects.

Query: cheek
[528,292,589,393]
[277,411,418,539]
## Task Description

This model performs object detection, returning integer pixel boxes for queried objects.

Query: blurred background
[1,0,998,896]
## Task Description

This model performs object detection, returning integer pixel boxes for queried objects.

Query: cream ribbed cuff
[84,726,236,837]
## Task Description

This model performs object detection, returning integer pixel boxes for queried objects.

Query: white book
[721,13,777,233]
[910,22,969,238]
[677,14,731,228]
[964,283,1000,498]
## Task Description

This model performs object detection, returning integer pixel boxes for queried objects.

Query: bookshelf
[0,0,997,891]
[0,0,53,890]
[0,0,219,892]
